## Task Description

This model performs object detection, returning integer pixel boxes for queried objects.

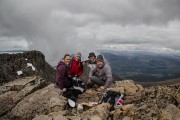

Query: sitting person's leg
[64,78,73,88]
[89,76,105,86]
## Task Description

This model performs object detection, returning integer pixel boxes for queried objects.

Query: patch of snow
[27,63,36,71]
[25,58,28,61]
[17,71,23,75]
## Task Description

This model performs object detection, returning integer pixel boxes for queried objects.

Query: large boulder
[32,111,69,120]
[161,104,180,120]
[0,75,37,95]
[0,91,17,116]
[81,103,111,120]
[111,80,144,104]
[10,84,67,120]
[0,76,47,116]
[175,93,180,106]
[113,104,135,120]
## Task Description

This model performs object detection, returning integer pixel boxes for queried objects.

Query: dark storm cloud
[0,0,180,65]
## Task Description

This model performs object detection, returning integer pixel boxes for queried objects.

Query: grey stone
[161,104,180,120]
[10,84,67,120]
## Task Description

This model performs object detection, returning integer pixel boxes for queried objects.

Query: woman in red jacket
[68,52,83,78]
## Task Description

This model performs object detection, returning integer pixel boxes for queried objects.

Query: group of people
[55,52,113,92]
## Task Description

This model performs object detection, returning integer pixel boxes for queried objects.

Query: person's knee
[89,76,98,82]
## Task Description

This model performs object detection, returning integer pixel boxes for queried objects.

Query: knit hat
[96,55,104,62]
[88,52,96,58]
[75,52,81,57]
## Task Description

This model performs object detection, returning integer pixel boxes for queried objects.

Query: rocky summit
[0,50,55,85]
[0,51,179,120]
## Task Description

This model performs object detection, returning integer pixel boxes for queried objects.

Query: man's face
[96,61,104,68]
[64,56,71,65]
[75,56,81,61]
[89,56,96,62]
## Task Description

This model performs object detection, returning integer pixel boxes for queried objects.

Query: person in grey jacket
[88,55,113,90]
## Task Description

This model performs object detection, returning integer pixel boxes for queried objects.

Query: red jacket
[55,61,68,89]
[68,57,83,77]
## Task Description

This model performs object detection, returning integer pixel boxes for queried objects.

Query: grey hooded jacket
[89,63,113,89]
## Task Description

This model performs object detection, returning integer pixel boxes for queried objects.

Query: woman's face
[64,56,71,65]
[75,56,81,61]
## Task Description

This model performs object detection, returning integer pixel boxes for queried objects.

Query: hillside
[102,50,180,82]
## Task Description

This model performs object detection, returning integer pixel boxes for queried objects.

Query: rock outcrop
[110,80,145,104]
[0,50,55,85]
[0,76,67,120]
[10,84,67,120]
[0,75,179,120]
[161,104,180,120]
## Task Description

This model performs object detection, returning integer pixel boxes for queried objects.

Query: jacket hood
[57,61,66,68]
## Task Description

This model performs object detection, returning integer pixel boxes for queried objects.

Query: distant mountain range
[101,50,180,82]
[0,50,26,54]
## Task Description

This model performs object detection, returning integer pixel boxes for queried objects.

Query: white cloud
[0,37,28,51]
[0,0,180,65]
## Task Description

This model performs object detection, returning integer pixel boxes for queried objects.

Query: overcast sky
[0,0,180,65]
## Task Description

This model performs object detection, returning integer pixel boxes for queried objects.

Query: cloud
[0,0,180,65]
[0,37,28,51]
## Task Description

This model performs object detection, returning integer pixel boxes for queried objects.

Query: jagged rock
[89,116,102,120]
[32,115,52,120]
[122,116,132,120]
[76,89,100,104]
[12,76,47,103]
[175,93,180,105]
[0,75,48,118]
[66,116,82,120]
[0,91,17,116]
[0,51,55,84]
[108,86,124,94]
[0,75,37,95]
[48,111,68,120]
[137,104,147,111]
[81,103,110,120]
[10,84,67,120]
[113,104,135,120]
[114,80,144,104]
[161,104,180,120]
[0,115,10,120]
[32,111,75,120]
[33,114,68,120]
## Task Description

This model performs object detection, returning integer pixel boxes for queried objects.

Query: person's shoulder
[57,61,66,68]
[104,63,111,69]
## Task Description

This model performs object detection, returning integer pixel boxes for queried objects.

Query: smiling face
[89,56,96,62]
[96,60,104,68]
[64,55,71,65]
[75,55,81,61]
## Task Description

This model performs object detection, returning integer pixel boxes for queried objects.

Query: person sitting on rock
[68,52,83,79]
[85,52,96,70]
[80,52,96,83]
[55,54,72,91]
[87,55,113,90]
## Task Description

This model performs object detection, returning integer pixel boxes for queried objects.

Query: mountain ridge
[101,50,180,82]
